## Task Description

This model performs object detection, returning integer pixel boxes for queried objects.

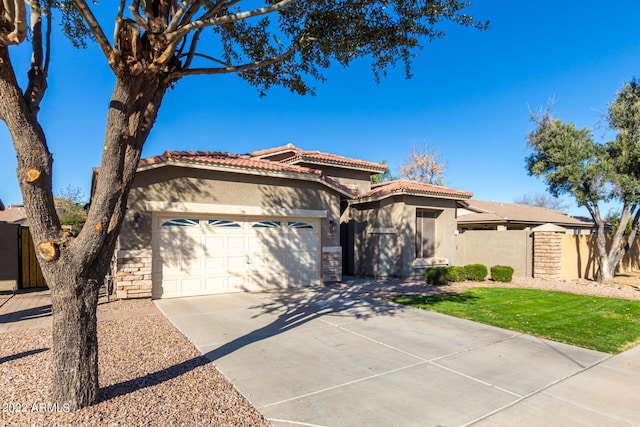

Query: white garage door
[152,215,320,298]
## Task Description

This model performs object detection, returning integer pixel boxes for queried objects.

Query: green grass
[391,288,640,354]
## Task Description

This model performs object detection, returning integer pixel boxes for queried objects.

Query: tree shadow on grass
[99,282,401,403]
[391,292,480,307]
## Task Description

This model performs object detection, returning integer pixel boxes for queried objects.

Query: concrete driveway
[155,283,639,426]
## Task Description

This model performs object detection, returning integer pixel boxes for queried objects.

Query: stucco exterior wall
[455,230,532,276]
[121,166,341,251]
[115,166,343,297]
[560,234,640,280]
[296,163,373,194]
[349,195,459,278]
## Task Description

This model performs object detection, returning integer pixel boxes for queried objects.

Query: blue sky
[1,1,640,217]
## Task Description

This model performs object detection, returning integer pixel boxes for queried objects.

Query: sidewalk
[0,289,157,333]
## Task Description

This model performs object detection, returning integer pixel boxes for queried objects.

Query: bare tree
[0,0,488,409]
[514,193,570,212]
[399,142,447,185]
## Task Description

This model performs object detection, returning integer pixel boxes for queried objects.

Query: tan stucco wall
[455,230,532,276]
[559,234,640,280]
[120,166,342,252]
[296,163,373,194]
[350,195,459,278]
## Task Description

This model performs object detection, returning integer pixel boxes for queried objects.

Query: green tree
[526,80,640,284]
[399,141,447,185]
[55,185,88,227]
[0,0,488,410]
[370,160,395,184]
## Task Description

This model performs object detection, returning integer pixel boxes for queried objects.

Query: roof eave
[352,189,472,205]
[136,158,355,198]
[285,157,387,174]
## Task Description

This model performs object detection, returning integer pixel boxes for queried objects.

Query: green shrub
[491,265,514,282]
[446,266,467,282]
[465,264,488,282]
[425,267,448,285]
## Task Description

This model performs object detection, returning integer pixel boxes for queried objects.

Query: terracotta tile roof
[250,144,387,174]
[248,144,298,158]
[139,150,320,175]
[0,204,27,223]
[458,200,593,227]
[355,180,473,202]
[136,151,356,197]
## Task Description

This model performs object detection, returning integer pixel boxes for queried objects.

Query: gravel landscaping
[0,299,270,426]
[2,274,639,426]
[359,275,640,301]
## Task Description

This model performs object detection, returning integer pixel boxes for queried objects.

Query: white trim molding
[144,201,327,218]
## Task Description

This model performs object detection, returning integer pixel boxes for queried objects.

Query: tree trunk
[51,264,101,409]
[46,74,167,410]
[598,255,616,285]
[1,42,168,409]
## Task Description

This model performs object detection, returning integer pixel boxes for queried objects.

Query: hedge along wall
[455,230,532,277]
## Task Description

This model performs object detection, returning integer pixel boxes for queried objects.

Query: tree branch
[24,0,47,115]
[170,45,295,80]
[195,0,242,24]
[72,0,115,69]
[182,29,203,70]
[166,0,195,33]
[0,0,27,45]
[112,0,127,66]
[129,0,148,31]
[165,0,297,44]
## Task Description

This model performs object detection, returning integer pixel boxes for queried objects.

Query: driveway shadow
[101,281,404,402]
[0,304,51,324]
[203,284,401,361]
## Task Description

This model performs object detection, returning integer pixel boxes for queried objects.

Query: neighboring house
[0,204,27,225]
[110,144,473,299]
[457,200,594,233]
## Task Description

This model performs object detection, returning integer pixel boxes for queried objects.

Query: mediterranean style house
[107,144,472,299]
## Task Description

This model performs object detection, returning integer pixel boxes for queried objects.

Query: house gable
[250,144,387,195]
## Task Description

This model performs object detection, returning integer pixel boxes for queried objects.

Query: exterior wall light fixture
[132,212,142,229]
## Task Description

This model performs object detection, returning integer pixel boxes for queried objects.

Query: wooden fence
[20,227,47,289]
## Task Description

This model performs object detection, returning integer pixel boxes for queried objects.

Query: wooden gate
[20,227,47,289]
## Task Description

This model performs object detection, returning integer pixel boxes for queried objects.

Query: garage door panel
[227,255,247,271]
[158,279,178,295]
[205,236,225,250]
[205,277,226,291]
[205,257,225,270]
[153,215,320,298]
[227,274,246,290]
[228,237,247,250]
[180,279,202,293]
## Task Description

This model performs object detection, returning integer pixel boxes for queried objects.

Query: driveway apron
[154,286,635,426]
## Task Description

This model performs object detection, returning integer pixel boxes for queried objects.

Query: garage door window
[253,220,282,228]
[287,221,313,229]
[207,219,241,227]
[162,218,200,227]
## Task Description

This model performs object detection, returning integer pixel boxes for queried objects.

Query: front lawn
[391,287,640,354]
